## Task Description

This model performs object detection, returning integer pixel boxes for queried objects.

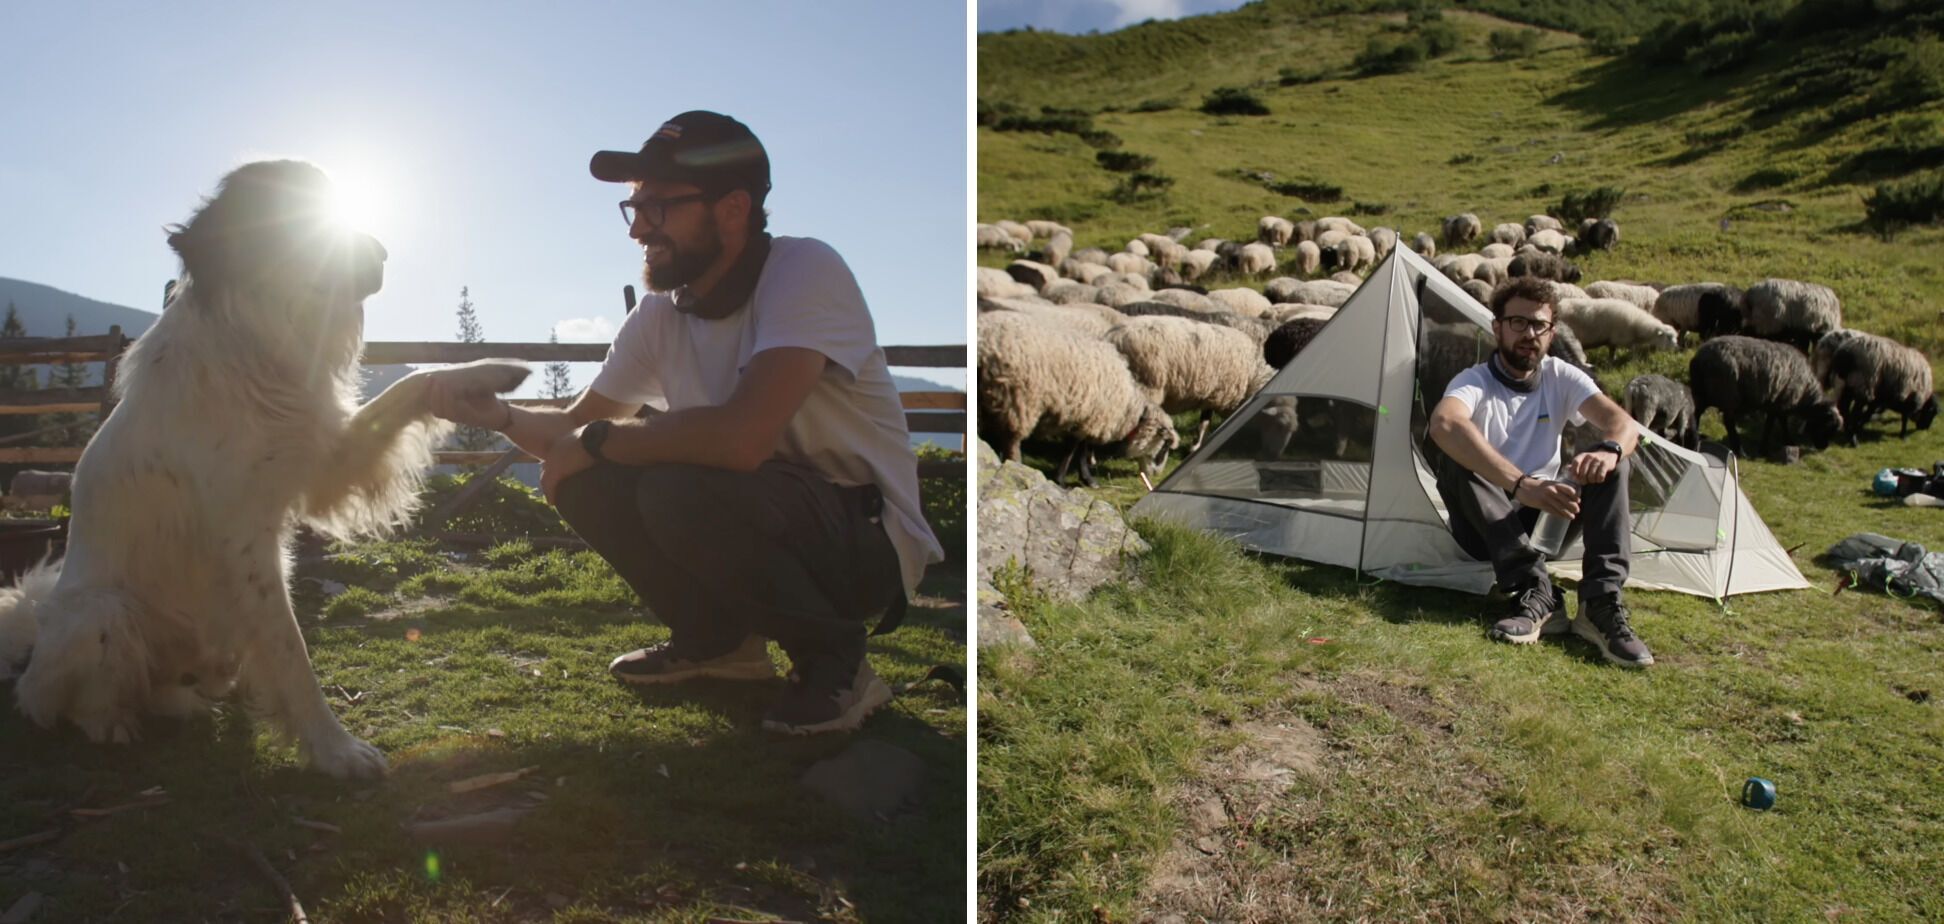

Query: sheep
[1137,232,1175,253]
[1206,287,1273,317]
[1460,278,1495,306]
[1125,239,1149,258]
[1369,227,1398,260]
[1259,216,1295,247]
[1107,251,1152,276]
[1822,331,1939,442]
[1314,227,1352,255]
[1093,284,1150,309]
[1006,259,1061,292]
[978,296,1125,338]
[1105,315,1277,452]
[1508,251,1582,284]
[1490,223,1527,248]
[1442,213,1482,247]
[1624,374,1699,449]
[1440,254,1487,285]
[1043,279,1101,305]
[1474,256,1512,286]
[1025,220,1072,240]
[1525,214,1564,237]
[1071,247,1111,267]
[1195,238,1227,253]
[1234,242,1277,276]
[1147,238,1188,271]
[1582,218,1620,251]
[1745,278,1843,351]
[1293,219,1319,244]
[1584,280,1658,313]
[1528,229,1569,254]
[1333,235,1376,273]
[1266,277,1354,307]
[1412,232,1437,258]
[1689,335,1845,455]
[1101,272,1150,292]
[1180,248,1219,281]
[1041,231,1072,268]
[1294,240,1322,276]
[1653,282,1745,342]
[1264,317,1329,369]
[1810,328,1870,386]
[1061,260,1113,285]
[994,220,1033,244]
[1268,303,1337,325]
[1552,282,1590,302]
[977,311,1179,487]
[1118,300,1276,342]
[1479,242,1515,260]
[1329,270,1362,286]
[1149,287,1222,314]
[978,266,1037,300]
[1314,216,1366,237]
[1558,297,1680,355]
[1549,321,1592,370]
[977,223,1025,253]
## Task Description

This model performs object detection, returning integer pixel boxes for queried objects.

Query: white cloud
[1104,0,1188,27]
[552,317,616,342]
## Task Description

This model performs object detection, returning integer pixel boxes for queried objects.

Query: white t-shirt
[1442,356,1602,480]
[589,235,945,597]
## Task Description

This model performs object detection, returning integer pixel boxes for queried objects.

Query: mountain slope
[0,277,158,337]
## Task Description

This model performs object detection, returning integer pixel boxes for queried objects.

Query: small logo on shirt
[1536,413,1552,425]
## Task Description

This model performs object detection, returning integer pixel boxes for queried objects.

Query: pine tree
[452,287,497,453]
[51,315,96,447]
[0,303,36,455]
[543,332,574,401]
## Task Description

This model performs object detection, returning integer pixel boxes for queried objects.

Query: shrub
[1586,27,1629,57]
[1077,129,1123,149]
[918,445,967,564]
[1448,152,1478,166]
[1096,150,1156,172]
[1864,169,1944,234]
[1419,21,1462,58]
[1351,201,1391,216]
[1268,179,1343,201]
[1870,36,1944,112]
[1132,98,1178,112]
[1110,172,1176,203]
[1355,36,1428,75]
[1488,28,1542,59]
[413,473,573,538]
[1553,185,1626,223]
[1734,166,1799,192]
[1200,87,1270,116]
[1278,66,1326,86]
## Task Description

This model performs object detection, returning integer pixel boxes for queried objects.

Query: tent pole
[1720,450,1742,611]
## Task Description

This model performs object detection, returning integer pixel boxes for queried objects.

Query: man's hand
[540,428,597,503]
[427,374,512,430]
[1515,478,1581,519]
[1569,449,1619,486]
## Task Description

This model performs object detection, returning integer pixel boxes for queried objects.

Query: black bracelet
[1511,473,1531,496]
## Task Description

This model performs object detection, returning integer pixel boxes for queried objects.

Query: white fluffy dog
[0,161,527,778]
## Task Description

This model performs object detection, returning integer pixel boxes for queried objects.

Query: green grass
[981,4,1944,921]
[1,535,966,922]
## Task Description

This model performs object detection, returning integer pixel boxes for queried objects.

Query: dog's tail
[0,559,61,682]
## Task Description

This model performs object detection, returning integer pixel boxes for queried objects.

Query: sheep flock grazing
[975,209,1937,484]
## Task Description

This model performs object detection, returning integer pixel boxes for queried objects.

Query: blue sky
[0,1,967,389]
[978,0,1248,33]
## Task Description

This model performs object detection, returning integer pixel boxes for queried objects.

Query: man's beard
[641,232,721,292]
[1498,340,1541,374]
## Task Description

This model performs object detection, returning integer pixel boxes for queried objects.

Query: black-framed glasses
[619,192,714,228]
[1498,316,1554,336]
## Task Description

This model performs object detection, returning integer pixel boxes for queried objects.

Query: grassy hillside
[979,3,1944,922]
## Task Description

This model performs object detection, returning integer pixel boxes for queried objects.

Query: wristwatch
[579,419,613,462]
[1590,439,1623,458]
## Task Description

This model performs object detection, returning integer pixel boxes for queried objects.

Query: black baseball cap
[589,110,771,198]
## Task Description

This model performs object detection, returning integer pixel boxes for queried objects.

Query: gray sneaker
[1492,583,1568,644]
[762,658,894,735]
[1572,595,1655,668]
[607,635,777,685]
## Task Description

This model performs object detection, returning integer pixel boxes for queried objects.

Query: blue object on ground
[1741,777,1777,810]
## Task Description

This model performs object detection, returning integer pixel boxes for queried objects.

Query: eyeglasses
[1498,316,1554,336]
[619,192,715,228]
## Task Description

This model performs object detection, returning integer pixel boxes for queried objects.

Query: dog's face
[168,160,387,308]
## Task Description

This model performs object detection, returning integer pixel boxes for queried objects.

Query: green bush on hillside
[1110,172,1175,203]
[1096,150,1156,172]
[1268,179,1343,201]
[1553,185,1625,223]
[1077,129,1123,149]
[1279,66,1327,86]
[1356,35,1428,75]
[1864,169,1944,235]
[1201,86,1270,116]
[1488,28,1542,59]
[1420,20,1462,57]
[1132,98,1178,112]
[1586,26,1629,56]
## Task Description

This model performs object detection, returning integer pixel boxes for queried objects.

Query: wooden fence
[0,333,967,480]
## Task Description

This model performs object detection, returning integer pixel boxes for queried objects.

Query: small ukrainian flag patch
[1536,413,1552,424]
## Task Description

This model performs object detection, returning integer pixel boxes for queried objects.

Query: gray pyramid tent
[1130,245,1809,600]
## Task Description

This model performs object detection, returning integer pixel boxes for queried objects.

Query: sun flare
[322,165,388,237]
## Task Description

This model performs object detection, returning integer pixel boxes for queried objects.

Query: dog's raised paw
[445,359,531,395]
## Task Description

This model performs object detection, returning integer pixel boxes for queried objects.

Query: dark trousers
[554,460,904,671]
[1435,454,1631,601]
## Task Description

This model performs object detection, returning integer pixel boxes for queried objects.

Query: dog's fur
[0,161,527,778]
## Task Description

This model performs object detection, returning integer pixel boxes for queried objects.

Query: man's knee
[554,463,641,530]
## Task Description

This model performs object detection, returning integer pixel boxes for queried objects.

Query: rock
[977,583,1036,650]
[1768,445,1802,465]
[6,471,70,498]
[976,440,1148,607]
[801,740,924,821]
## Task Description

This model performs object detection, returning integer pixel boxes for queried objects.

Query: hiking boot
[1491,582,1568,644]
[761,657,894,735]
[607,635,776,685]
[1572,594,1655,668]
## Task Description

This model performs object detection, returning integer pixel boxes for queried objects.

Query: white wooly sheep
[1460,278,1495,306]
[1105,315,1277,451]
[1479,242,1515,259]
[1585,281,1659,313]
[1526,214,1564,237]
[1368,227,1398,259]
[976,310,1179,481]
[1295,240,1323,276]
[1148,238,1188,270]
[978,266,1037,300]
[1195,238,1227,253]
[1180,249,1219,281]
[1207,287,1274,317]
[1314,216,1366,237]
[1071,247,1112,266]
[1137,232,1176,254]
[1043,279,1101,305]
[1106,251,1152,276]
[1552,282,1590,302]
[1270,304,1339,328]
[1235,242,1277,276]
[1125,238,1150,257]
[1314,227,1352,253]
[1528,229,1569,254]
[1025,220,1072,240]
[1094,284,1150,309]
[1330,270,1364,286]
[1745,278,1843,351]
[1006,259,1061,292]
[1412,231,1437,258]
[1333,235,1377,273]
[979,295,1124,338]
[1810,328,1870,387]
[1041,231,1073,268]
[1061,259,1113,285]
[1653,282,1745,341]
[1559,297,1680,353]
[1442,212,1482,247]
[1439,253,1485,285]
[1150,287,1223,314]
[977,223,1025,253]
[1266,277,1354,308]
[1490,223,1527,248]
[1474,256,1512,285]
[1101,272,1151,291]
[1624,374,1698,449]
[1821,330,1938,440]
[1259,216,1295,247]
[994,220,1033,244]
